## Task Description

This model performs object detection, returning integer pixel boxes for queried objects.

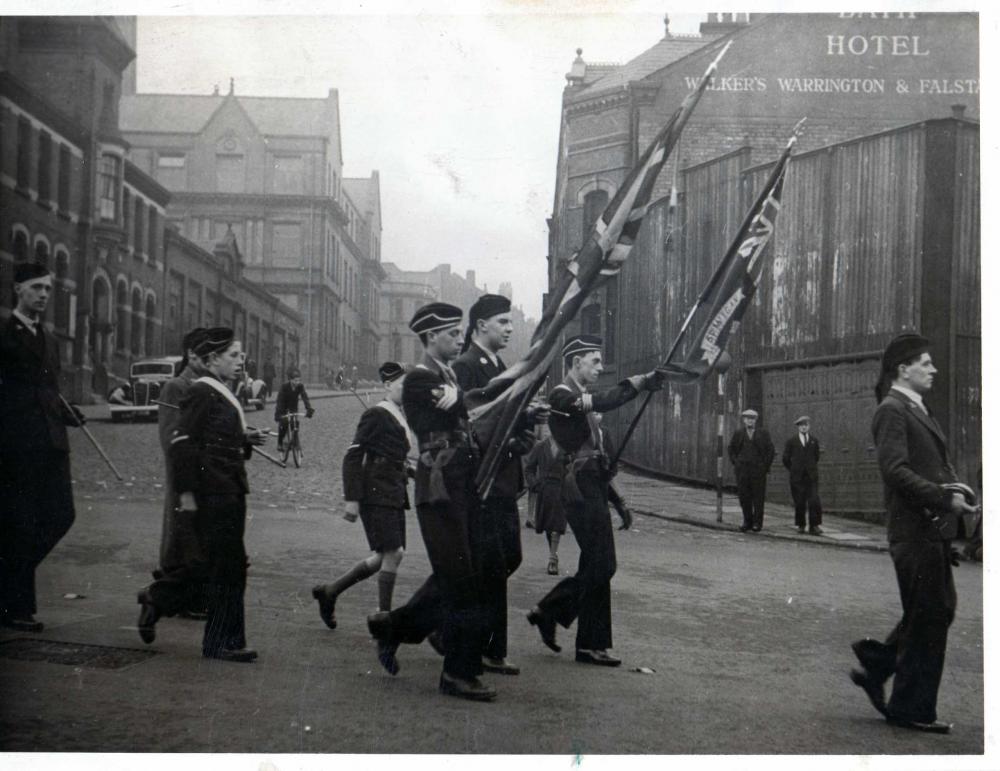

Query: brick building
[547,12,980,514]
[119,80,383,383]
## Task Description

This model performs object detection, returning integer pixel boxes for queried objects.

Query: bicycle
[278,412,307,468]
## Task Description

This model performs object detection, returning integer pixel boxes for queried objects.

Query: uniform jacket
[782,433,821,481]
[873,388,959,543]
[0,314,75,454]
[274,381,312,421]
[157,365,200,456]
[728,426,775,477]
[403,353,474,506]
[548,373,639,474]
[170,378,252,497]
[453,341,529,499]
[342,401,411,509]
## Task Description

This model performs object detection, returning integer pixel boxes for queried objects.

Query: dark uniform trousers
[0,450,75,617]
[477,495,522,661]
[536,469,616,652]
[384,446,491,680]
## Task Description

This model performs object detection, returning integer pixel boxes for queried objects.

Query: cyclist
[274,367,314,452]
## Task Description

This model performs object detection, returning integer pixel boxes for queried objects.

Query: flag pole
[610,118,806,467]
[157,400,287,467]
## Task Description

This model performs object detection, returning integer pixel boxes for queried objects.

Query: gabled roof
[580,35,711,95]
[119,92,333,137]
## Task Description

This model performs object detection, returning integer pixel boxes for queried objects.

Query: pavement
[0,395,983,757]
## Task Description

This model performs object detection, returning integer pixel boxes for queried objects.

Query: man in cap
[728,408,775,532]
[451,293,532,676]
[366,302,499,701]
[526,334,663,666]
[312,362,413,626]
[849,334,978,734]
[782,415,823,535]
[0,262,85,631]
[149,327,210,619]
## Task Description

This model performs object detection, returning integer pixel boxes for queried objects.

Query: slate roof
[119,93,335,137]
[580,35,711,95]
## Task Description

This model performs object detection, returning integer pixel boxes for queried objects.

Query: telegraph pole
[714,351,732,522]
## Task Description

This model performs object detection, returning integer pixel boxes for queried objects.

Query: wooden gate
[759,357,882,513]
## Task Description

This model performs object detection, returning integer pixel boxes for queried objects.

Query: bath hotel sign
[682,13,979,105]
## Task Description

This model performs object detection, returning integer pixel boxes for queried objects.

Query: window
[133,198,145,254]
[271,222,301,267]
[272,155,304,194]
[37,132,52,202]
[14,116,34,191]
[155,153,186,190]
[12,229,28,262]
[580,302,601,335]
[98,154,121,221]
[147,207,158,263]
[215,154,245,193]
[34,239,49,266]
[145,296,156,354]
[130,287,143,355]
[393,298,404,319]
[115,281,128,352]
[122,189,132,248]
[54,251,70,331]
[57,145,71,211]
[168,274,182,327]
[392,334,402,361]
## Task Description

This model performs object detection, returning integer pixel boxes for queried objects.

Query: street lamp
[713,351,733,523]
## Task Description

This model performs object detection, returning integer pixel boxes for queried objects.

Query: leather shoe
[809,526,824,536]
[527,609,560,653]
[482,657,520,675]
[427,629,445,656]
[312,585,337,629]
[136,592,158,644]
[575,648,622,667]
[751,526,762,532]
[204,647,258,663]
[376,640,400,675]
[849,668,887,716]
[738,525,750,532]
[1,615,44,633]
[439,672,497,702]
[797,525,806,534]
[886,716,952,734]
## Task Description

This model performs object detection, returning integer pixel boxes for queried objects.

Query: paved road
[0,398,984,755]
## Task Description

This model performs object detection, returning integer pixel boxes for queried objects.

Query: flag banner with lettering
[659,126,798,382]
[468,41,733,499]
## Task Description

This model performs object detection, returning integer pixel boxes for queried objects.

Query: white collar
[891,384,926,410]
[196,375,247,432]
[12,309,39,334]
[472,339,499,367]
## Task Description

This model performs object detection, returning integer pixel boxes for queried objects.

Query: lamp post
[714,351,732,523]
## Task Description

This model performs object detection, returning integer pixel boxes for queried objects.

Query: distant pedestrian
[524,426,566,576]
[351,364,358,390]
[782,415,823,535]
[727,408,775,532]
[245,357,258,380]
[0,262,85,632]
[335,365,345,390]
[312,362,412,628]
[262,359,276,398]
[849,333,979,734]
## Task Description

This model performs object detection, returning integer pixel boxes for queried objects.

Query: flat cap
[563,334,602,359]
[741,409,759,418]
[409,302,463,335]
[378,361,407,383]
[794,415,810,425]
[881,333,930,375]
[14,262,50,284]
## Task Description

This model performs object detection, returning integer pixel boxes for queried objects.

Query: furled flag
[661,120,803,381]
[468,41,733,499]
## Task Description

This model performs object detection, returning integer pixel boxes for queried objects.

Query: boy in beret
[0,262,85,632]
[274,366,314,453]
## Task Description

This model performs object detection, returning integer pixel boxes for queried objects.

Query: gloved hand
[434,384,459,410]
[306,408,315,419]
[66,404,86,426]
[643,370,666,392]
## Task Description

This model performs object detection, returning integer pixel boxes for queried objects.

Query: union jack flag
[469,41,733,498]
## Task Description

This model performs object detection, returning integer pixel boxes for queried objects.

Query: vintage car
[108,356,184,422]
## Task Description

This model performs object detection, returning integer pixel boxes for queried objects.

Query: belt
[419,430,471,453]
[204,442,243,459]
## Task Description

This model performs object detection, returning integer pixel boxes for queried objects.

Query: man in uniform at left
[0,262,84,631]
[452,293,530,676]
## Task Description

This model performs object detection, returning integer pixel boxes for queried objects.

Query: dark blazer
[171,380,252,497]
[0,315,75,454]
[728,427,775,476]
[872,388,959,543]
[342,403,410,509]
[453,343,528,499]
[548,374,639,467]
[782,433,820,481]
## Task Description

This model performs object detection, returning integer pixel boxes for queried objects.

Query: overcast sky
[129,10,708,319]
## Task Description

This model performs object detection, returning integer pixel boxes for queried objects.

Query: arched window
[582,189,609,243]
[115,280,128,352]
[131,287,143,355]
[12,228,29,262]
[34,239,50,267]
[145,295,156,355]
[54,250,71,331]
